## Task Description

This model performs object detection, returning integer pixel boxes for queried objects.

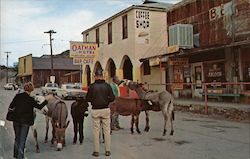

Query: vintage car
[4,83,18,90]
[41,83,59,95]
[56,84,86,99]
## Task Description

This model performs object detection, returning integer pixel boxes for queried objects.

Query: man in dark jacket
[86,69,115,157]
[8,82,48,159]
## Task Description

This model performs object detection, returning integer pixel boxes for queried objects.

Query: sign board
[209,1,232,21]
[149,57,160,66]
[135,10,150,44]
[73,58,94,65]
[70,41,98,65]
[169,58,188,65]
[50,76,55,83]
[167,45,179,54]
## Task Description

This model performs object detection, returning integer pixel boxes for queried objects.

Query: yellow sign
[167,45,179,54]
[73,58,94,65]
[149,57,160,66]
[70,41,98,65]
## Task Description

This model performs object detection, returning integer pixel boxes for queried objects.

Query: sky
[0,0,181,67]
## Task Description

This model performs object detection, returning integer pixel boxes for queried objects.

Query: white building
[81,1,172,89]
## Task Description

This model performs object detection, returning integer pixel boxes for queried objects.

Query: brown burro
[109,97,158,134]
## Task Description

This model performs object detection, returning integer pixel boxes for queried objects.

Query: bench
[201,93,242,102]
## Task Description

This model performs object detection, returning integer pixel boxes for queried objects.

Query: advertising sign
[70,41,98,65]
[135,10,150,44]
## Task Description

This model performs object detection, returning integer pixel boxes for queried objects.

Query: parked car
[56,84,87,100]
[4,83,18,90]
[41,83,59,95]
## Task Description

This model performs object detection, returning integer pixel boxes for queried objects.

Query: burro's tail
[172,111,175,120]
[168,98,175,121]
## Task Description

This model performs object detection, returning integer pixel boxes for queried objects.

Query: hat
[95,69,103,76]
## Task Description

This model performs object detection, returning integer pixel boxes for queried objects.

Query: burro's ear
[64,120,70,128]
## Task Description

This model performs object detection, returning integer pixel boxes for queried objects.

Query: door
[191,62,204,98]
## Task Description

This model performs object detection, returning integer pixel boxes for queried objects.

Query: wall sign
[135,10,150,44]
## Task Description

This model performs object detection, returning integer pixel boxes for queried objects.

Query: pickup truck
[41,83,59,95]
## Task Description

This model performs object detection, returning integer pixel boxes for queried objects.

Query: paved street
[0,88,249,159]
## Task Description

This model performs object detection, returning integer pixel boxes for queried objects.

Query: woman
[8,82,48,159]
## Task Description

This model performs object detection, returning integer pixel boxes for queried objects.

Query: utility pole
[5,51,11,83]
[44,30,56,76]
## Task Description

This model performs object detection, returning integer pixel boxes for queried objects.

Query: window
[143,60,151,75]
[86,33,89,42]
[24,58,26,73]
[122,15,128,39]
[108,22,112,44]
[96,28,99,47]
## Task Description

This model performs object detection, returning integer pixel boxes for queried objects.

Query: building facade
[81,2,172,90]
[18,54,81,87]
[142,0,250,102]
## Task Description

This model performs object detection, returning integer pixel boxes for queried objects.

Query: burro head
[55,121,70,151]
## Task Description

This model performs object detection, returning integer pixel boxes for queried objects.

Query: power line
[1,39,45,44]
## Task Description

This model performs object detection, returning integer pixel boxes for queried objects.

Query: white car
[4,83,18,90]
[56,84,87,100]
[41,83,59,95]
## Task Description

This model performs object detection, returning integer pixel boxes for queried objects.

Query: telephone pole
[5,51,11,83]
[44,30,56,76]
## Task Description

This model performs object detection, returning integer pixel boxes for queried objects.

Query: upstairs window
[96,28,99,47]
[122,15,128,39]
[86,33,89,42]
[108,22,112,44]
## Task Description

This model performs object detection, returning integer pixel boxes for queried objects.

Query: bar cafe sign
[70,41,98,65]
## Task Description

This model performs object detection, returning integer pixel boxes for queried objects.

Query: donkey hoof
[170,130,174,136]
[36,149,40,153]
[144,127,150,132]
[163,129,167,136]
[136,130,141,134]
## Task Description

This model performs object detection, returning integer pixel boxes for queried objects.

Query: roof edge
[81,5,167,35]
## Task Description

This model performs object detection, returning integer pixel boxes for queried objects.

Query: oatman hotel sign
[70,41,98,65]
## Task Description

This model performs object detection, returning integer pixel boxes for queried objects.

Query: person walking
[110,76,122,130]
[86,69,115,157]
[7,82,48,159]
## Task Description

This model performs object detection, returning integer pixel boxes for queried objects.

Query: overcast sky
[0,0,181,66]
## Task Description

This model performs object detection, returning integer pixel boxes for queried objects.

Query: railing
[146,82,250,114]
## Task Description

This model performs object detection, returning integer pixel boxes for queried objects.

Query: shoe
[92,152,99,157]
[105,151,111,156]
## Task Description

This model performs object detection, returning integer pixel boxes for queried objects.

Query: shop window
[108,22,112,44]
[143,60,151,75]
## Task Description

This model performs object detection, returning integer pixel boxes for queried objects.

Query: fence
[146,82,250,114]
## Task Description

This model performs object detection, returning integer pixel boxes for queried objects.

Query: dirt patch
[175,104,250,122]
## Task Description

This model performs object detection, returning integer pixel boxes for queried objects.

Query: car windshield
[66,85,81,89]
[47,83,58,87]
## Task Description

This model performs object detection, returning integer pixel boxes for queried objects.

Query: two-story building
[141,0,250,101]
[81,1,172,91]
[17,53,81,87]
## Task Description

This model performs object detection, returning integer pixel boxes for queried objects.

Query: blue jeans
[13,122,30,159]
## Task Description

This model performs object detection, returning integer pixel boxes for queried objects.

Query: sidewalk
[174,98,250,122]
[175,98,250,112]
